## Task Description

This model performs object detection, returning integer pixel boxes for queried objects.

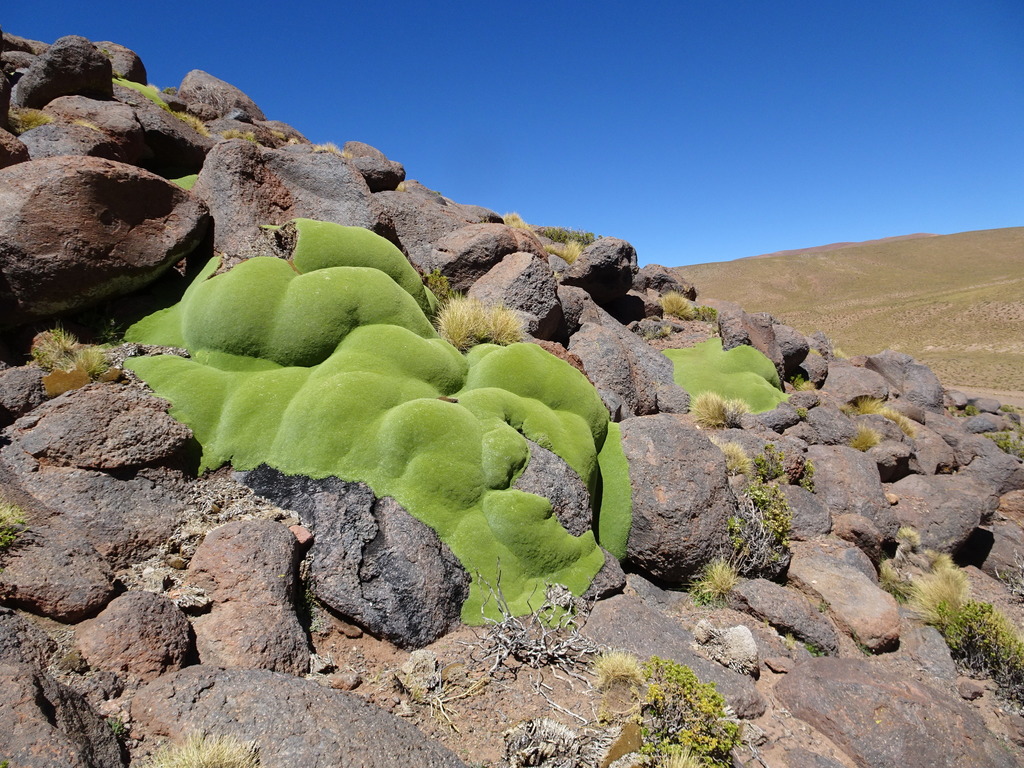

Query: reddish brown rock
[0,365,46,425]
[560,237,637,304]
[185,519,309,675]
[0,155,209,327]
[10,383,191,470]
[788,541,899,652]
[427,222,523,292]
[39,95,145,163]
[94,40,146,83]
[0,128,29,169]
[11,35,112,109]
[178,69,266,121]
[75,590,193,682]
[468,251,565,340]
[776,657,1017,768]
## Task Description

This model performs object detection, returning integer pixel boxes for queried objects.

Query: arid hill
[683,227,1024,393]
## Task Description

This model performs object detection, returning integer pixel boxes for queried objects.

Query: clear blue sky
[5,1,1022,266]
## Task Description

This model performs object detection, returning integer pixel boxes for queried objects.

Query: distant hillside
[682,227,1024,392]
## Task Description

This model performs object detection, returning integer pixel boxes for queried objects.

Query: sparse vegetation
[312,142,343,155]
[221,129,258,143]
[694,306,718,323]
[730,479,791,577]
[143,733,260,768]
[841,396,916,436]
[29,327,115,397]
[435,296,524,351]
[502,212,530,230]
[908,563,969,627]
[536,226,597,247]
[657,749,704,768]
[661,292,697,321]
[593,650,645,692]
[174,111,211,136]
[72,118,102,131]
[752,443,785,483]
[879,559,912,602]
[639,656,742,766]
[849,424,882,451]
[788,374,817,391]
[712,440,752,476]
[0,502,27,552]
[7,107,53,135]
[423,268,456,307]
[985,428,1024,461]
[690,558,739,606]
[691,391,750,429]
[963,404,981,416]
[543,240,584,264]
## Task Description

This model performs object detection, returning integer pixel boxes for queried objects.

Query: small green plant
[29,327,114,397]
[423,269,456,307]
[798,458,815,492]
[729,479,791,577]
[849,424,882,452]
[536,226,597,247]
[221,129,258,143]
[502,212,530,230]
[657,749,704,768]
[593,650,645,691]
[794,406,808,420]
[694,306,718,323]
[691,391,750,429]
[107,717,128,741]
[7,107,53,135]
[963,404,981,416]
[144,733,260,768]
[752,443,785,483]
[30,326,80,371]
[788,374,817,392]
[943,601,1024,702]
[661,292,697,321]
[639,657,741,766]
[435,296,524,351]
[985,429,1024,461]
[0,502,27,552]
[690,558,739,606]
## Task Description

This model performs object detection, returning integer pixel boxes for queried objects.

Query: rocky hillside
[2,29,1024,768]
[683,227,1024,394]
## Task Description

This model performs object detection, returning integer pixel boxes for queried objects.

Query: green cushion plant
[662,339,786,414]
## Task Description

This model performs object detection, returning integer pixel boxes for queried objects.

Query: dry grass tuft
[435,296,524,351]
[849,424,882,451]
[220,129,257,143]
[842,396,917,436]
[691,392,750,429]
[8,107,53,135]
[691,558,739,605]
[711,439,752,476]
[657,750,704,768]
[31,327,80,371]
[880,559,912,602]
[896,526,921,551]
[503,212,530,230]
[909,564,969,626]
[312,142,343,155]
[660,292,697,321]
[592,650,644,692]
[174,111,211,137]
[544,240,584,265]
[143,733,260,768]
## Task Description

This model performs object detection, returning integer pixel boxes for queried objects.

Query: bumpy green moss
[596,422,631,560]
[663,339,786,413]
[126,219,610,621]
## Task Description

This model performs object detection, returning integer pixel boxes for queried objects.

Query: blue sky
[5,1,1022,266]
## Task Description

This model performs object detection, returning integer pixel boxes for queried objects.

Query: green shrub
[660,292,697,321]
[31,326,80,371]
[729,479,791,577]
[794,406,808,420]
[144,733,260,768]
[798,458,815,492]
[536,226,597,247]
[942,600,1024,705]
[694,306,718,323]
[690,558,739,606]
[752,443,785,483]
[640,657,742,766]
[435,296,523,351]
[0,502,26,552]
[849,424,882,452]
[985,429,1024,460]
[963,404,981,416]
[423,268,456,307]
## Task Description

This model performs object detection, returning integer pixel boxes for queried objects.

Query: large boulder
[75,590,193,683]
[12,35,112,109]
[560,237,637,304]
[185,519,310,675]
[111,81,214,173]
[787,542,900,652]
[0,607,56,671]
[806,445,897,537]
[191,140,389,263]
[94,40,146,83]
[0,128,29,169]
[774,322,810,380]
[584,592,766,718]
[130,666,468,767]
[632,263,695,298]
[177,69,266,121]
[864,350,944,411]
[375,181,502,268]
[729,578,841,655]
[717,308,785,379]
[343,140,405,192]
[619,415,735,582]
[0,661,126,768]
[775,658,1018,768]
[0,155,209,327]
[888,474,993,554]
[512,441,592,536]
[469,251,565,340]
[0,366,46,426]
[819,362,889,404]
[428,222,527,292]
[568,312,688,418]
[37,95,146,164]
[239,466,469,649]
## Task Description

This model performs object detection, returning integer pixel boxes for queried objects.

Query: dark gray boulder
[865,350,944,411]
[782,483,832,540]
[38,95,145,164]
[804,404,857,445]
[469,252,566,340]
[130,666,468,767]
[806,445,897,537]
[428,223,526,292]
[0,606,56,670]
[774,322,810,380]
[512,441,592,536]
[820,362,889,404]
[619,415,735,582]
[888,474,991,554]
[177,69,266,121]
[0,366,46,426]
[12,35,112,109]
[94,40,146,83]
[560,237,637,304]
[717,308,785,379]
[238,466,468,649]
[112,81,214,173]
[343,140,405,192]
[632,263,695,298]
